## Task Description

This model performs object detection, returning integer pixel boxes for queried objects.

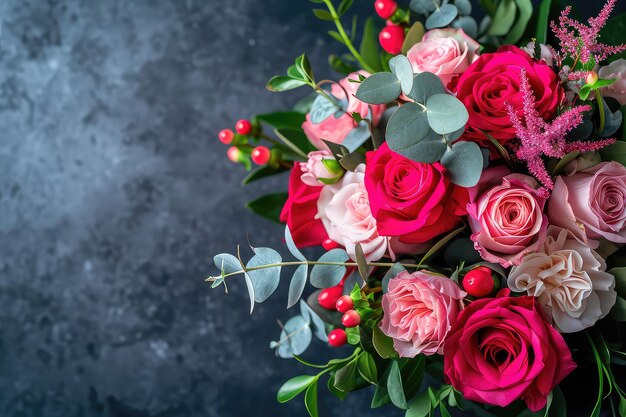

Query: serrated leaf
[267,76,308,92]
[390,55,414,95]
[288,264,308,309]
[409,72,445,104]
[246,247,282,303]
[425,4,458,29]
[426,94,469,134]
[356,72,402,105]
[310,249,349,288]
[387,361,408,409]
[439,141,483,187]
[277,375,317,403]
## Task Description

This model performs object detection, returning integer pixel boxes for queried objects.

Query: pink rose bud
[586,70,599,85]
[300,150,344,186]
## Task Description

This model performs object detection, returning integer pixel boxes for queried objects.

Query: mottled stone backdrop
[0,1,622,417]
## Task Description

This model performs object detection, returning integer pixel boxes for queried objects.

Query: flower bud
[300,150,344,186]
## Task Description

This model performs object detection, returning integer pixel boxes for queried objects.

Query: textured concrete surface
[0,1,622,416]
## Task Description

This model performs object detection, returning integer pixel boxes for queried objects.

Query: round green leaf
[455,0,472,15]
[246,247,282,303]
[410,0,437,14]
[426,93,469,134]
[389,55,414,96]
[213,253,242,274]
[408,72,445,104]
[452,16,478,38]
[386,102,430,155]
[425,4,458,29]
[277,375,317,403]
[310,249,349,288]
[355,72,402,105]
[276,315,313,358]
[393,128,447,163]
[440,141,483,187]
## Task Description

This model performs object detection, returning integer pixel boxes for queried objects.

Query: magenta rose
[467,166,548,267]
[406,28,480,88]
[365,143,469,244]
[444,294,576,412]
[452,45,562,149]
[380,270,466,357]
[548,161,626,247]
[302,71,385,151]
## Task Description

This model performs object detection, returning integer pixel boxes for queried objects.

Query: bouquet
[208,0,626,415]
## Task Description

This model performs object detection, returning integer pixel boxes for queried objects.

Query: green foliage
[389,55,415,95]
[355,72,402,104]
[267,54,314,92]
[601,13,626,62]
[246,247,282,303]
[242,164,290,185]
[402,22,426,55]
[277,375,317,403]
[373,326,398,359]
[256,112,306,130]
[439,141,484,187]
[388,361,408,409]
[310,249,350,288]
[245,192,288,224]
[360,17,383,72]
[535,0,553,44]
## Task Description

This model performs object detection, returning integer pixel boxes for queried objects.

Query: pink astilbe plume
[551,0,626,64]
[507,70,615,197]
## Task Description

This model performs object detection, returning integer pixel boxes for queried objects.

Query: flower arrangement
[208,0,626,416]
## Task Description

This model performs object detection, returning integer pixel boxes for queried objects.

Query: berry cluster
[218,119,273,167]
[317,274,363,348]
[373,0,405,55]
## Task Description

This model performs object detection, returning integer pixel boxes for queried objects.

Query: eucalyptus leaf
[300,300,328,341]
[425,4,458,29]
[276,315,313,358]
[355,243,369,281]
[342,121,372,152]
[386,102,430,155]
[285,226,306,262]
[288,265,309,309]
[425,94,469,135]
[246,247,282,303]
[452,16,478,38]
[355,72,402,105]
[409,72,445,104]
[310,93,341,124]
[382,263,407,293]
[455,0,472,15]
[410,0,437,15]
[389,55,414,96]
[213,253,243,274]
[599,100,623,137]
[277,375,317,403]
[394,129,448,163]
[310,249,350,288]
[387,361,408,409]
[244,272,255,314]
[439,141,483,187]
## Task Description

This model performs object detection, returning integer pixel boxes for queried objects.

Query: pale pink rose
[302,71,385,151]
[598,59,626,105]
[521,41,554,66]
[380,270,466,357]
[300,150,343,186]
[406,28,480,87]
[563,151,602,176]
[508,226,616,333]
[316,165,425,262]
[467,166,548,268]
[548,161,626,248]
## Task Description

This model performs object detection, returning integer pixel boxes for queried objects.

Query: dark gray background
[0,1,622,417]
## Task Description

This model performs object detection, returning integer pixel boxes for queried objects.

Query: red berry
[379,25,404,55]
[235,119,252,135]
[328,329,347,347]
[335,295,354,313]
[251,146,271,165]
[322,239,341,251]
[341,310,361,328]
[227,146,240,163]
[318,285,343,310]
[462,266,495,298]
[218,129,234,144]
[375,0,398,19]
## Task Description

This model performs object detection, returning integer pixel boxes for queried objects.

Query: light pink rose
[508,226,616,333]
[467,166,548,268]
[316,164,425,262]
[598,59,626,105]
[302,71,385,151]
[380,270,466,357]
[300,150,343,186]
[521,41,554,66]
[548,161,626,248]
[406,28,480,88]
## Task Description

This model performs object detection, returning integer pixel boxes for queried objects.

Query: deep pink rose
[444,295,576,412]
[406,28,480,88]
[452,46,562,150]
[365,143,469,244]
[302,71,385,151]
[280,165,328,248]
[380,270,465,357]
[467,166,548,267]
[548,161,626,247]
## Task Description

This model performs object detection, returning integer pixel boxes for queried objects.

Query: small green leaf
[355,72,401,105]
[267,76,308,92]
[401,22,426,55]
[358,352,378,384]
[418,225,466,266]
[304,381,319,417]
[426,94,469,135]
[242,164,289,185]
[246,192,288,224]
[327,376,348,400]
[389,55,414,96]
[387,361,408,409]
[401,356,426,401]
[535,0,552,44]
[274,128,311,159]
[277,375,317,403]
[355,242,369,281]
[329,54,358,75]
[346,327,361,345]
[338,0,354,16]
[406,390,432,417]
[360,17,383,72]
[295,53,313,82]
[310,249,349,288]
[488,0,516,36]
[334,359,358,392]
[313,8,333,21]
[373,326,398,358]
[256,111,307,129]
[439,141,483,187]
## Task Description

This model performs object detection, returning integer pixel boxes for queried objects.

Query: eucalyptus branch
[321,0,375,73]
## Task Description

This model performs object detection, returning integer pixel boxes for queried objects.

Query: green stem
[259,133,283,147]
[585,331,606,417]
[597,89,606,134]
[321,0,375,73]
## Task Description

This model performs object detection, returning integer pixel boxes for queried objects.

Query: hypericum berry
[322,239,341,251]
[235,119,252,135]
[218,129,234,144]
[375,0,398,19]
[341,310,361,327]
[462,266,496,298]
[328,329,347,347]
[335,295,354,313]
[586,70,599,85]
[227,146,240,163]
[251,146,271,165]
[318,285,343,310]
[379,25,404,55]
